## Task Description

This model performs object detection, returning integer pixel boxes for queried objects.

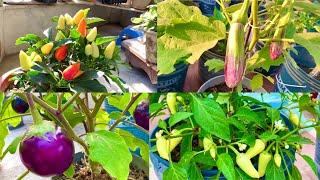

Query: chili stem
[61,92,80,113]
[17,170,29,180]
[0,113,31,123]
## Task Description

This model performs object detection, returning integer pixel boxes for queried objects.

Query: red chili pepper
[62,63,84,81]
[55,45,68,62]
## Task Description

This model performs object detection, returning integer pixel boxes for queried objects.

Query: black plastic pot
[157,63,189,92]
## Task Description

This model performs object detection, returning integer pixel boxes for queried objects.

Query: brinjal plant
[0,93,149,179]
[150,93,320,179]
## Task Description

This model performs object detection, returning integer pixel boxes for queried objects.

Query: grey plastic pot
[198,75,266,92]
[198,50,224,83]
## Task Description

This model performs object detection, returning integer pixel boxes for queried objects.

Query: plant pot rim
[197,75,266,92]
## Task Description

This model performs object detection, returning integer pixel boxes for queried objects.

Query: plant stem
[17,170,29,180]
[109,94,142,131]
[61,92,80,113]
[57,93,64,111]
[0,113,31,123]
[215,0,231,24]
[25,93,42,124]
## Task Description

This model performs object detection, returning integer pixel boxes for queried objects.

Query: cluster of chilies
[225,0,292,88]
[18,9,116,81]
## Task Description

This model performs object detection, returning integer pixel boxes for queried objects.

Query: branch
[61,92,80,113]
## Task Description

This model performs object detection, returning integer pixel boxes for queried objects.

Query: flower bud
[86,27,97,42]
[64,13,74,26]
[57,15,65,30]
[85,44,93,56]
[104,41,116,59]
[91,42,99,58]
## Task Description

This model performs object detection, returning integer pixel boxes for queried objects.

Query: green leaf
[117,129,149,163]
[293,1,320,16]
[204,58,225,73]
[157,0,226,74]
[95,36,117,46]
[163,163,188,180]
[86,17,106,25]
[108,94,148,115]
[6,135,23,154]
[286,135,313,144]
[15,34,41,45]
[293,32,320,66]
[178,151,197,167]
[71,80,107,92]
[95,109,110,130]
[259,131,278,142]
[192,96,230,141]
[169,112,193,127]
[0,124,8,157]
[70,29,81,39]
[233,107,264,126]
[227,117,245,130]
[291,165,302,180]
[63,164,75,178]
[85,130,132,180]
[149,103,163,115]
[250,74,263,91]
[265,161,285,180]
[217,153,236,180]
[267,107,280,123]
[189,162,203,180]
[301,154,317,176]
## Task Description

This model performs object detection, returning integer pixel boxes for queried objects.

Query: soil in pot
[53,155,148,180]
[204,83,252,92]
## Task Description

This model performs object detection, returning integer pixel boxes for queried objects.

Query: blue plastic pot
[104,101,149,156]
[157,63,189,92]
[8,118,24,131]
[198,0,217,16]
[275,50,320,92]
[150,113,295,179]
[316,136,320,177]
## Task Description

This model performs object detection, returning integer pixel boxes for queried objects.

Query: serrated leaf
[85,130,132,180]
[204,58,225,73]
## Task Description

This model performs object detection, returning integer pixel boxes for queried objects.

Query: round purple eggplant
[19,127,75,176]
[11,96,29,114]
[133,100,149,130]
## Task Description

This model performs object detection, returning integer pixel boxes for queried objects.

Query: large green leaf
[265,161,285,180]
[163,163,188,180]
[95,109,110,130]
[0,124,8,157]
[293,1,320,16]
[301,154,317,176]
[116,129,149,163]
[107,94,148,115]
[85,130,132,180]
[293,32,320,66]
[217,153,236,180]
[157,0,226,75]
[191,96,230,141]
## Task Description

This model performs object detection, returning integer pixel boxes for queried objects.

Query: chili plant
[157,0,320,91]
[0,93,149,179]
[150,92,320,179]
[2,8,126,92]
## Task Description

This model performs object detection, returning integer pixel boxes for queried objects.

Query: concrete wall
[0,3,141,61]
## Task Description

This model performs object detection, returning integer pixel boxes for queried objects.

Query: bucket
[198,0,217,16]
[157,63,189,92]
[275,55,320,92]
[150,113,295,179]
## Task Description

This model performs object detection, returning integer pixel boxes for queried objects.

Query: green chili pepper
[236,153,260,178]
[246,139,266,159]
[258,151,272,177]
[274,153,282,168]
[289,111,300,127]
[167,93,177,115]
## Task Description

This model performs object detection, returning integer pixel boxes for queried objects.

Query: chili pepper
[166,93,177,115]
[246,139,266,159]
[73,9,85,25]
[168,129,182,152]
[274,153,282,168]
[64,13,74,26]
[289,111,300,127]
[55,31,66,41]
[248,0,259,51]
[176,96,185,106]
[258,151,272,177]
[86,27,97,42]
[91,42,99,58]
[209,147,216,159]
[77,18,87,38]
[19,50,33,71]
[156,130,170,160]
[30,52,42,63]
[236,153,260,178]
[85,44,93,56]
[104,41,116,59]
[55,45,68,62]
[41,42,54,55]
[62,63,84,81]
[57,15,65,30]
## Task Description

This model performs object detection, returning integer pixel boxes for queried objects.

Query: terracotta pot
[131,0,152,10]
[146,30,157,64]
